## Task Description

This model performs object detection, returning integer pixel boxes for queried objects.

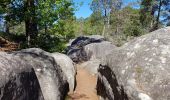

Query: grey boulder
[9,48,69,100]
[97,27,170,100]
[0,52,44,100]
[51,52,76,93]
[84,41,116,60]
[78,41,115,75]
[66,35,104,63]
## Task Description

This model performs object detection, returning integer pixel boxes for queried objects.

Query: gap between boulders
[67,64,99,100]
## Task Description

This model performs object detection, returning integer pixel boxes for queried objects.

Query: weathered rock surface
[0,52,44,100]
[78,41,115,75]
[51,52,76,93]
[1,48,69,100]
[66,35,105,63]
[84,41,116,60]
[66,35,115,75]
[97,27,170,100]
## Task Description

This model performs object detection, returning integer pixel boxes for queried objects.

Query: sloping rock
[84,41,116,60]
[10,48,69,100]
[51,52,76,93]
[97,27,170,100]
[66,35,104,63]
[0,52,44,100]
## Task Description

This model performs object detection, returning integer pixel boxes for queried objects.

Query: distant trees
[90,0,122,36]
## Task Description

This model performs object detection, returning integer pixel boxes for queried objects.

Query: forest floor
[0,36,18,52]
[67,65,99,100]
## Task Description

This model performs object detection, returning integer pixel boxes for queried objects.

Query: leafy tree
[36,0,75,52]
[0,0,75,52]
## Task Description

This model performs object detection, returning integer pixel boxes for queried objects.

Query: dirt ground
[68,66,99,100]
[0,37,18,52]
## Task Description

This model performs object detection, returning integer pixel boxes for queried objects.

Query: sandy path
[68,66,99,100]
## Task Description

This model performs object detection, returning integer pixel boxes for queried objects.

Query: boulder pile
[1,27,170,100]
[0,48,76,100]
[66,35,116,75]
[66,35,105,63]
[67,27,170,100]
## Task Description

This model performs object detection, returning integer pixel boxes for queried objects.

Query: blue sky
[74,0,138,18]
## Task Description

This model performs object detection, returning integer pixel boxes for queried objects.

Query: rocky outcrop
[0,48,69,100]
[78,41,115,75]
[67,35,115,75]
[66,35,105,63]
[97,27,170,100]
[51,52,76,93]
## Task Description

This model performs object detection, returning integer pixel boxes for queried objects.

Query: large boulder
[84,41,116,60]
[0,52,44,100]
[51,52,76,93]
[9,48,69,100]
[97,27,170,100]
[66,35,104,63]
[79,41,116,75]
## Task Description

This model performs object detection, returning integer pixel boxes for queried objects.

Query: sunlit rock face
[51,52,76,93]
[97,27,170,100]
[80,41,116,75]
[0,48,69,100]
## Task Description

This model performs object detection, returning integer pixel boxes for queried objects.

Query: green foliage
[73,12,103,36]
[0,0,75,52]
[35,33,66,53]
[73,5,145,46]
[33,0,75,52]
[122,7,144,37]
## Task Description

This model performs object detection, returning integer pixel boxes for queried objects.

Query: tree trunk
[102,24,106,36]
[45,23,47,34]
[25,0,38,47]
[155,0,162,29]
[102,8,107,36]
[107,11,110,36]
[5,21,9,33]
